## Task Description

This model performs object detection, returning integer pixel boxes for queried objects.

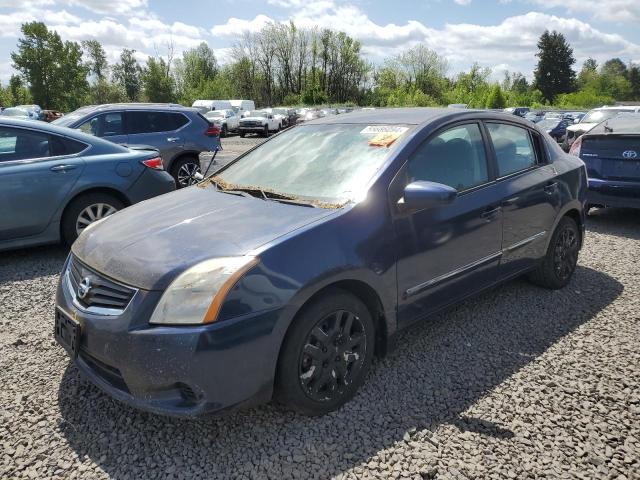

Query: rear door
[485,122,562,280]
[77,111,128,145]
[126,111,186,165]
[0,127,86,240]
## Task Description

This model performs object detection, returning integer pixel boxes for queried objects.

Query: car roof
[78,103,190,112]
[304,107,530,126]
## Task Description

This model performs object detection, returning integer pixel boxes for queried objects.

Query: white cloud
[454,0,472,5]
[211,14,274,36]
[531,0,640,24]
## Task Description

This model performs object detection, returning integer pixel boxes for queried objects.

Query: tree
[112,49,142,101]
[577,58,598,89]
[8,74,31,105]
[485,84,506,109]
[142,57,175,102]
[629,65,640,100]
[11,21,88,110]
[601,58,628,79]
[82,40,108,82]
[533,30,576,103]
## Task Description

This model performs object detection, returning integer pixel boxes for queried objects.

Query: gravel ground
[1,155,639,478]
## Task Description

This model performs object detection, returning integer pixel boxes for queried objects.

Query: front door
[393,122,504,325]
[0,126,85,240]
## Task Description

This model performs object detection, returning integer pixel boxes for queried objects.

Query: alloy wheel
[75,203,118,236]
[177,161,201,187]
[298,309,367,402]
[553,227,578,281]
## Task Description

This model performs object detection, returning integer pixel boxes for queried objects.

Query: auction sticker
[361,125,409,147]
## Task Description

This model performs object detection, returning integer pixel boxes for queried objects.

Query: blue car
[570,113,640,210]
[538,117,570,143]
[0,118,175,251]
[55,108,587,417]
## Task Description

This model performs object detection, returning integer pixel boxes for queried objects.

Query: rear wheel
[171,156,201,188]
[240,132,246,138]
[62,192,124,245]
[275,289,375,416]
[221,124,228,138]
[263,125,269,137]
[527,217,580,289]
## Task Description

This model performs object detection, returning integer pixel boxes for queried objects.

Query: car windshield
[206,111,224,118]
[538,119,561,129]
[272,109,287,115]
[215,124,413,205]
[582,109,630,124]
[53,109,93,126]
[248,111,267,118]
[1,109,28,117]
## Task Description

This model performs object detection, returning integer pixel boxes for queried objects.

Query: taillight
[205,124,221,136]
[569,135,582,157]
[142,157,164,170]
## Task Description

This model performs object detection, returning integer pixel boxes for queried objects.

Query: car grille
[241,121,261,127]
[65,256,137,315]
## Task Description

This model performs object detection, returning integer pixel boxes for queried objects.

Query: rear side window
[50,135,87,156]
[486,123,536,177]
[128,111,175,134]
[0,127,50,162]
[78,112,124,137]
[408,123,489,191]
[169,113,189,130]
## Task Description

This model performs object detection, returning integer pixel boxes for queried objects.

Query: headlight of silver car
[149,256,259,325]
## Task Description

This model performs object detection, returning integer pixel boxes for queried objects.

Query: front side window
[78,112,124,137]
[487,123,536,177]
[408,124,489,191]
[217,124,413,204]
[0,127,50,162]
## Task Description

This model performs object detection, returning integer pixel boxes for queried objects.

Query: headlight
[149,256,259,325]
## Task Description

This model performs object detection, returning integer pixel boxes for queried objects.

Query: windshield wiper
[224,186,317,207]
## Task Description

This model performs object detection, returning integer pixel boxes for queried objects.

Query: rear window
[589,114,640,135]
[50,135,87,156]
[128,111,176,134]
[582,109,634,124]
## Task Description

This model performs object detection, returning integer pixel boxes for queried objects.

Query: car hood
[240,116,267,122]
[72,185,337,290]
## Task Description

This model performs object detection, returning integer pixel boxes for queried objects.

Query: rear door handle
[544,182,558,194]
[481,206,502,219]
[50,164,77,172]
[167,137,179,142]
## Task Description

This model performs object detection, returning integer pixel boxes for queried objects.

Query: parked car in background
[44,110,64,122]
[524,111,544,123]
[229,99,255,117]
[563,112,586,123]
[16,104,44,120]
[504,107,530,117]
[321,108,339,116]
[204,109,240,137]
[447,104,468,109]
[239,110,281,137]
[53,103,220,188]
[192,100,233,114]
[0,118,175,251]
[0,107,31,119]
[263,108,289,128]
[538,117,571,143]
[563,106,640,151]
[570,113,640,211]
[297,109,322,123]
[271,108,296,127]
[55,108,586,419]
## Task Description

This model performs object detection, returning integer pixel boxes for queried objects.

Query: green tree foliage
[11,21,88,110]
[533,30,576,103]
[82,40,108,81]
[112,49,142,101]
[142,57,175,102]
[8,74,32,104]
[485,84,506,109]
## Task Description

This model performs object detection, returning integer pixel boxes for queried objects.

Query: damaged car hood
[72,186,337,290]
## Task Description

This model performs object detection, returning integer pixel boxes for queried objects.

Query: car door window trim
[0,126,89,166]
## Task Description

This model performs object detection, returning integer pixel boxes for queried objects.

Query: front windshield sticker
[361,126,409,147]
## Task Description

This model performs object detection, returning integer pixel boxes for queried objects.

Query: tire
[221,124,228,138]
[240,132,245,138]
[171,156,201,189]
[527,216,580,289]
[275,289,375,416]
[61,192,124,245]
[263,125,269,137]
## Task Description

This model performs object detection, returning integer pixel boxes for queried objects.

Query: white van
[192,100,233,114]
[230,99,255,117]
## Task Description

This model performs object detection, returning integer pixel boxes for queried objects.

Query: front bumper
[588,178,640,209]
[239,125,267,134]
[55,260,286,417]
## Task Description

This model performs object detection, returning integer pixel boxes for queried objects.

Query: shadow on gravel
[0,244,67,285]
[56,265,623,479]
[586,207,640,240]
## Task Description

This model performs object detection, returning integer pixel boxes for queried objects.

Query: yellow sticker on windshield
[361,126,408,147]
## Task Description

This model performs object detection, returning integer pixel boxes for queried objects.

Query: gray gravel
[1,139,639,479]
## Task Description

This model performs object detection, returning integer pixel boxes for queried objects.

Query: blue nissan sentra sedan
[55,108,587,417]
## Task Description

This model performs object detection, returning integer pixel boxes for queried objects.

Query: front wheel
[221,124,228,138]
[263,125,269,137]
[527,216,580,289]
[275,289,375,416]
[62,192,124,245]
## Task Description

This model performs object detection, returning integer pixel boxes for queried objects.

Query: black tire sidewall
[540,217,580,289]
[61,192,124,245]
[171,156,200,189]
[275,289,375,416]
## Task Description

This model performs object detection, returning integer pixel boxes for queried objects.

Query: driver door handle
[167,137,179,142]
[50,164,77,172]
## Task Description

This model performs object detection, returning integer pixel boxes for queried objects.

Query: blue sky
[1,0,639,83]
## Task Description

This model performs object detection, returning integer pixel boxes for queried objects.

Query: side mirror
[400,181,457,211]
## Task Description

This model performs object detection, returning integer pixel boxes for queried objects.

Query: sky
[1,0,639,83]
